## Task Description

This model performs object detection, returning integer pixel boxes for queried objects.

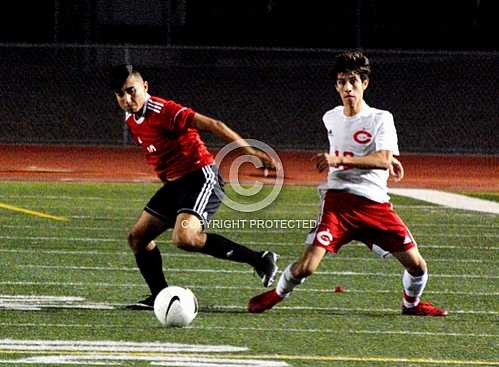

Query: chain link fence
[1,44,497,154]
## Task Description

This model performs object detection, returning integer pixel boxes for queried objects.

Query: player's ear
[362,79,369,90]
[143,80,149,92]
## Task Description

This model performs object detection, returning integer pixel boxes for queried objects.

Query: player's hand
[312,153,338,173]
[253,149,276,170]
[389,156,404,181]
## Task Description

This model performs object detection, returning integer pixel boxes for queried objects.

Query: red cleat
[402,301,448,316]
[248,289,283,313]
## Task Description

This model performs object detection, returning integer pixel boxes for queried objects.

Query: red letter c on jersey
[353,130,373,144]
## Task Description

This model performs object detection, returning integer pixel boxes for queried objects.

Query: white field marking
[3,211,492,222]
[0,235,121,242]
[0,356,287,367]
[1,222,497,231]
[0,339,286,367]
[0,195,146,203]
[0,248,494,264]
[1,241,498,253]
[1,241,497,252]
[0,356,496,367]
[1,320,498,337]
[0,282,498,298]
[0,234,499,249]
[0,339,248,353]
[209,304,499,316]
[194,325,499,338]
[21,264,499,279]
[0,194,474,211]
[0,354,496,367]
[0,295,113,311]
[390,188,499,215]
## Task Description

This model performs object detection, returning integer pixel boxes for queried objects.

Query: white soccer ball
[153,286,198,327]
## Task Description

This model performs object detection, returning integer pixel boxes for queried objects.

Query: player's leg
[248,190,348,313]
[392,247,447,316]
[171,165,278,287]
[171,212,278,287]
[126,210,170,310]
[247,245,327,313]
[367,204,447,316]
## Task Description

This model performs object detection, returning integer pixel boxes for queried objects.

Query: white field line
[19,264,499,279]
[0,339,248,353]
[0,194,443,208]
[193,325,499,338]
[0,248,494,264]
[0,340,496,367]
[3,191,497,212]
[4,210,488,221]
[1,283,498,297]
[206,304,499,316]
[1,236,497,250]
[1,223,498,231]
[1,232,498,242]
[390,188,499,215]
[1,317,498,332]
[0,299,497,316]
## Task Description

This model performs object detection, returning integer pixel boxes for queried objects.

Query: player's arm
[188,113,275,169]
[390,156,404,181]
[312,150,397,172]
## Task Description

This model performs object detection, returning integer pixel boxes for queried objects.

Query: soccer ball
[153,286,198,327]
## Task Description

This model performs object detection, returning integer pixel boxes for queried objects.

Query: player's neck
[343,100,364,117]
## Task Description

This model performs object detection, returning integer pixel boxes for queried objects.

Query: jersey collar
[127,93,151,125]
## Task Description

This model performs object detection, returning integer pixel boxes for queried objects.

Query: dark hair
[332,52,371,81]
[110,64,142,91]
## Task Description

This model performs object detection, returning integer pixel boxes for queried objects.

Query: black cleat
[255,251,279,287]
[125,294,155,310]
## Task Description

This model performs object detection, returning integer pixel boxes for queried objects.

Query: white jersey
[319,103,399,203]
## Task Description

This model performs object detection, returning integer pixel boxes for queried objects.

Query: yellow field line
[0,202,68,222]
[0,351,497,366]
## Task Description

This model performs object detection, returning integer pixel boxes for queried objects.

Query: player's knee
[128,230,147,254]
[292,261,317,279]
[172,228,203,251]
[407,257,427,276]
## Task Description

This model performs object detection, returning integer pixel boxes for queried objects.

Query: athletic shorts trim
[144,165,224,228]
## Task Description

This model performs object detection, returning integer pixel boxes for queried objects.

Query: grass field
[0,181,498,366]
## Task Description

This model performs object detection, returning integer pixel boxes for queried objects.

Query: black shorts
[144,165,224,228]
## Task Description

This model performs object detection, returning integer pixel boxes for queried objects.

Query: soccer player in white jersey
[248,51,448,316]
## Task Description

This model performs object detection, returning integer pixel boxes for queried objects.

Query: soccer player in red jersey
[248,52,448,317]
[110,64,278,309]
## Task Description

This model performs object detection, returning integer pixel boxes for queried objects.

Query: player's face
[335,72,368,107]
[114,74,149,114]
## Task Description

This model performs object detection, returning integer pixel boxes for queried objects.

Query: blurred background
[1,0,497,153]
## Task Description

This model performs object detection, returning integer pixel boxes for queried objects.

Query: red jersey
[125,95,214,181]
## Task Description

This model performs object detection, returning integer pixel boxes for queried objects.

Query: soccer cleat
[125,294,156,310]
[402,301,448,316]
[248,288,283,313]
[255,251,279,287]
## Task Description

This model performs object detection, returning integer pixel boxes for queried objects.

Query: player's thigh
[305,191,354,253]
[362,203,417,254]
[129,210,169,244]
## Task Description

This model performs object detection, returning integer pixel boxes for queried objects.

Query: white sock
[371,244,392,259]
[276,264,304,298]
[402,270,428,308]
